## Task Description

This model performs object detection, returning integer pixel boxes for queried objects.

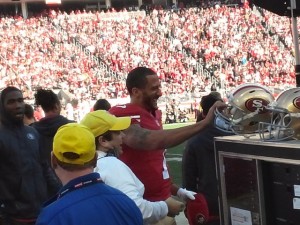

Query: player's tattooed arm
[123,124,153,150]
[123,101,227,150]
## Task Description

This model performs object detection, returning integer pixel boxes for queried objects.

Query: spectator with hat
[80,110,184,224]
[36,123,143,225]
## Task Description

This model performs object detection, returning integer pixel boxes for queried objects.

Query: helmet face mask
[259,88,300,141]
[215,84,274,135]
[259,107,295,141]
[214,107,235,134]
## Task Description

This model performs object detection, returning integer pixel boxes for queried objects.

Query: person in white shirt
[80,110,184,225]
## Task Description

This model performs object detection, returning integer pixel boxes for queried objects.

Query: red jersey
[109,104,171,201]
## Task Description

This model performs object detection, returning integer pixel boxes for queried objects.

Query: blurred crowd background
[0,0,297,122]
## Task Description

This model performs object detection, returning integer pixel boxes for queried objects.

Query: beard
[5,112,24,127]
[142,95,158,112]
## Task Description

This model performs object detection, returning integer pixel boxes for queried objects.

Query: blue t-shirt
[36,173,143,225]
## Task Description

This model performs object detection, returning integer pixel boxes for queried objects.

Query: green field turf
[163,122,193,186]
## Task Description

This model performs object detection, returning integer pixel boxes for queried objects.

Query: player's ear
[131,87,142,97]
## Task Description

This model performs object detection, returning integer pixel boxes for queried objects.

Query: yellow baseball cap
[80,110,131,137]
[53,123,96,165]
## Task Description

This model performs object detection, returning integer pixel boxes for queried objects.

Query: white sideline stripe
[163,122,194,127]
[167,157,182,162]
[166,153,182,157]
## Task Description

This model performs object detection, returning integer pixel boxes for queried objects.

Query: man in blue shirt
[36,123,143,225]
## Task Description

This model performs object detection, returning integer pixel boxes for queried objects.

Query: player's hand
[165,197,185,217]
[203,101,227,127]
[177,188,197,201]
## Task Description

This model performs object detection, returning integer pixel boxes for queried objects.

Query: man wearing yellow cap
[80,110,184,224]
[35,123,143,225]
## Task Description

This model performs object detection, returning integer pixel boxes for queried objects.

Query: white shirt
[95,151,168,224]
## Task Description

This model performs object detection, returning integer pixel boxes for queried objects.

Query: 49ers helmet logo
[293,97,300,109]
[245,98,269,113]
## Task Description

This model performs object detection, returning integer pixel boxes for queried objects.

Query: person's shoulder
[24,124,39,134]
[58,115,76,123]
[94,180,131,197]
[98,156,121,167]
[97,157,131,174]
[36,198,65,225]
[30,121,38,127]
[24,125,40,140]
[110,104,142,116]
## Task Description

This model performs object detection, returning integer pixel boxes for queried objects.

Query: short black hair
[24,104,34,119]
[1,86,21,104]
[126,67,157,95]
[200,91,222,115]
[34,89,60,112]
[93,99,111,111]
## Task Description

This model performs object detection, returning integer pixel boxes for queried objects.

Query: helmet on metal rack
[215,83,275,135]
[259,87,300,141]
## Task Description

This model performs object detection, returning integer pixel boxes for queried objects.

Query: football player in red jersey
[109,67,226,225]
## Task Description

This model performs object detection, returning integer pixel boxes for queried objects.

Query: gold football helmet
[215,83,275,135]
[259,87,300,141]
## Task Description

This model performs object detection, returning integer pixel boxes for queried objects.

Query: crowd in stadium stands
[0,1,298,121]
